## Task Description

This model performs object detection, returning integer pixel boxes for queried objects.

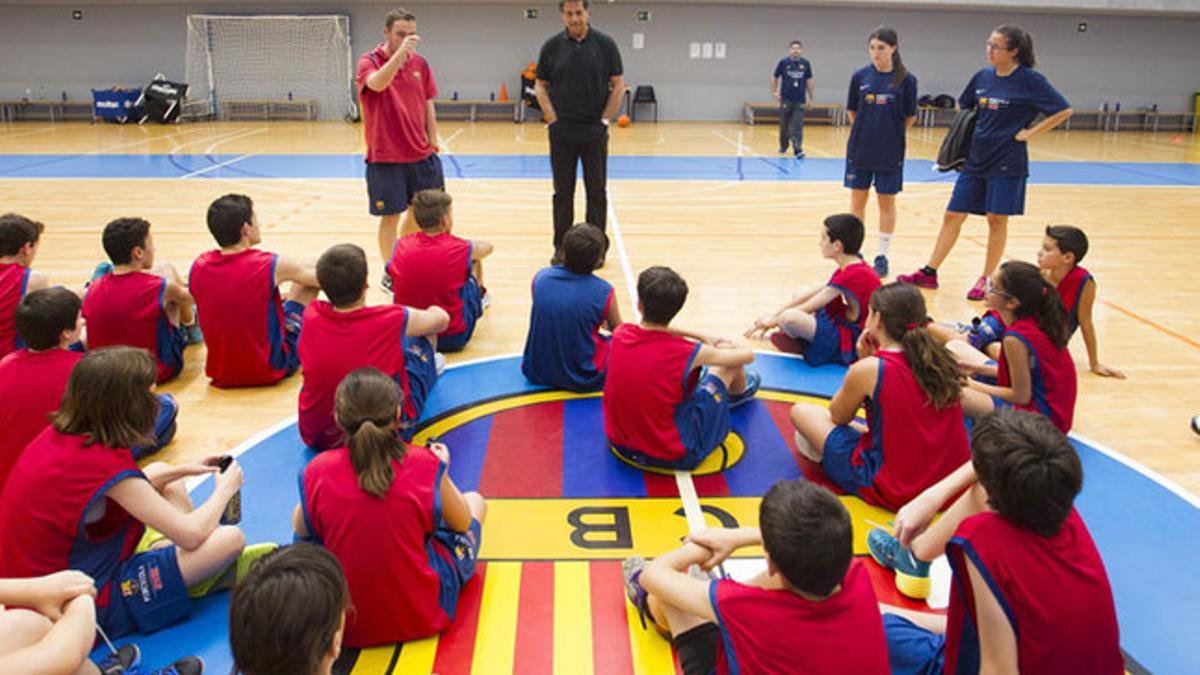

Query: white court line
[202,126,268,156]
[180,153,254,179]
[1069,431,1200,510]
[0,125,62,140]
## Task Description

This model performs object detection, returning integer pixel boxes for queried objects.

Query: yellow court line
[553,561,595,675]
[348,645,399,675]
[393,635,439,675]
[470,561,522,675]
[625,601,677,675]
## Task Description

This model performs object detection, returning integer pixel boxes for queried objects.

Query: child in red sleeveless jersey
[0,214,51,359]
[294,368,486,647]
[299,244,449,450]
[947,261,1077,434]
[872,410,1122,675]
[622,479,889,674]
[0,288,84,493]
[230,544,350,675]
[747,213,881,366]
[387,189,493,353]
[790,283,970,513]
[189,194,320,388]
[84,217,198,384]
[604,266,760,471]
[1038,225,1123,378]
[0,347,268,640]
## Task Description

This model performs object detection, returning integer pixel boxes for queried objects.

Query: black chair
[631,85,657,122]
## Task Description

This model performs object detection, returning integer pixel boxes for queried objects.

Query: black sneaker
[150,656,205,675]
[380,275,394,294]
[794,151,806,159]
[97,643,140,675]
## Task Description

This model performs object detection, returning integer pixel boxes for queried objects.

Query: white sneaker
[794,430,823,463]
[480,292,491,312]
[434,352,446,376]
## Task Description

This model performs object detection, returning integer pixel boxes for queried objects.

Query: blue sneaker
[873,255,889,278]
[183,323,203,346]
[97,643,140,675]
[867,528,931,599]
[728,370,761,408]
[149,656,205,675]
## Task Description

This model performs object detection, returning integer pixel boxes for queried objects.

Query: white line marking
[202,126,268,155]
[180,153,254,179]
[1069,431,1200,509]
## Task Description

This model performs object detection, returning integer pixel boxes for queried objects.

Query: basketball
[617,114,631,127]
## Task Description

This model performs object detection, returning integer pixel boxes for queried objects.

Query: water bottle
[23,87,31,102]
[287,91,293,101]
[452,91,458,101]
[216,455,242,525]
[490,92,495,101]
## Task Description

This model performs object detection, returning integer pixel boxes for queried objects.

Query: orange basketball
[617,114,631,127]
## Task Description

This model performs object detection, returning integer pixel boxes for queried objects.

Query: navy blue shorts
[820,424,876,496]
[429,518,482,619]
[281,299,305,375]
[402,334,438,432]
[155,320,185,383]
[437,276,482,353]
[799,308,856,367]
[947,173,1026,216]
[610,373,731,471]
[845,161,903,195]
[132,393,179,461]
[882,613,946,675]
[100,545,191,638]
[366,155,446,216]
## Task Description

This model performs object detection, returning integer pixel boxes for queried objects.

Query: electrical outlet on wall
[701,42,713,59]
[714,42,726,59]
[689,42,701,59]
[1077,21,1088,32]
[632,33,645,49]
[72,9,83,20]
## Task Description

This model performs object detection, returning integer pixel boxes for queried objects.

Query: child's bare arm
[108,465,240,550]
[0,594,95,675]
[695,343,755,369]
[603,294,622,331]
[911,483,989,563]
[25,271,49,293]
[641,542,719,624]
[965,556,1020,673]
[274,255,319,289]
[828,359,875,426]
[967,336,1030,405]
[894,462,977,548]
[796,286,842,314]
[405,305,450,337]
[470,240,494,261]
[1076,281,1125,379]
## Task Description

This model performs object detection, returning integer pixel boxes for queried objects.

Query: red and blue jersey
[0,429,145,620]
[603,324,702,462]
[1055,265,1093,338]
[853,351,971,511]
[83,271,180,383]
[824,259,881,357]
[521,266,614,392]
[944,509,1122,674]
[0,348,82,493]
[846,65,918,172]
[388,232,472,338]
[298,302,414,450]
[711,560,889,675]
[996,317,1077,433]
[189,249,289,388]
[0,262,32,358]
[301,444,451,646]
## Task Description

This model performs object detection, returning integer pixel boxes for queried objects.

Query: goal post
[185,14,356,121]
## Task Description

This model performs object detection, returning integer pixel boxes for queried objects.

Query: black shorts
[366,154,445,216]
[673,622,720,675]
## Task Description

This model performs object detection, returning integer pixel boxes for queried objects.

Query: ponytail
[334,368,408,499]
[997,261,1069,349]
[868,26,907,89]
[995,24,1036,68]
[872,283,964,408]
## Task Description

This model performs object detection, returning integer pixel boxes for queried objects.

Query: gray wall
[2,2,1198,119]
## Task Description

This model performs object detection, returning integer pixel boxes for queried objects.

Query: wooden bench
[0,99,94,122]
[434,99,519,123]
[743,101,845,126]
[219,99,318,121]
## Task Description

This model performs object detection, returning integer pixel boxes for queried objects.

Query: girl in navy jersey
[899,25,1072,300]
[790,283,970,513]
[952,261,1077,433]
[844,27,918,278]
[296,368,487,647]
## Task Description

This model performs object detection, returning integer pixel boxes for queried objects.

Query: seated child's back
[522,223,617,391]
[0,214,48,359]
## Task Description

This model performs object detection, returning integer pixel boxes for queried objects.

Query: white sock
[877,233,894,258]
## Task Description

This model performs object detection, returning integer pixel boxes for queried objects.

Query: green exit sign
[525,8,539,20]
[636,10,652,21]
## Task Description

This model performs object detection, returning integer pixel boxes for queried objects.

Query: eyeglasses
[986,281,1013,298]
[985,41,1012,52]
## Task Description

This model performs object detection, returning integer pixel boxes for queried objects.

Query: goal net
[185,14,356,121]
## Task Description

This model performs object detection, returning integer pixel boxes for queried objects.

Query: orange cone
[498,83,509,102]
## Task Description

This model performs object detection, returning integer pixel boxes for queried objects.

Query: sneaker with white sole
[434,352,446,376]
[97,643,140,675]
[965,275,988,301]
[150,656,205,675]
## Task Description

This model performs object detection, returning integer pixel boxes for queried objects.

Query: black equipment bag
[139,75,189,124]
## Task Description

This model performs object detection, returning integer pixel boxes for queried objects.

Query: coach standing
[535,0,625,264]
[357,8,443,276]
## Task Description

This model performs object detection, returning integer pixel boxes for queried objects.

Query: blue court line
[5,153,1199,186]
[97,354,1198,674]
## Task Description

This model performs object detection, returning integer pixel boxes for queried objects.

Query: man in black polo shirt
[535,0,625,264]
